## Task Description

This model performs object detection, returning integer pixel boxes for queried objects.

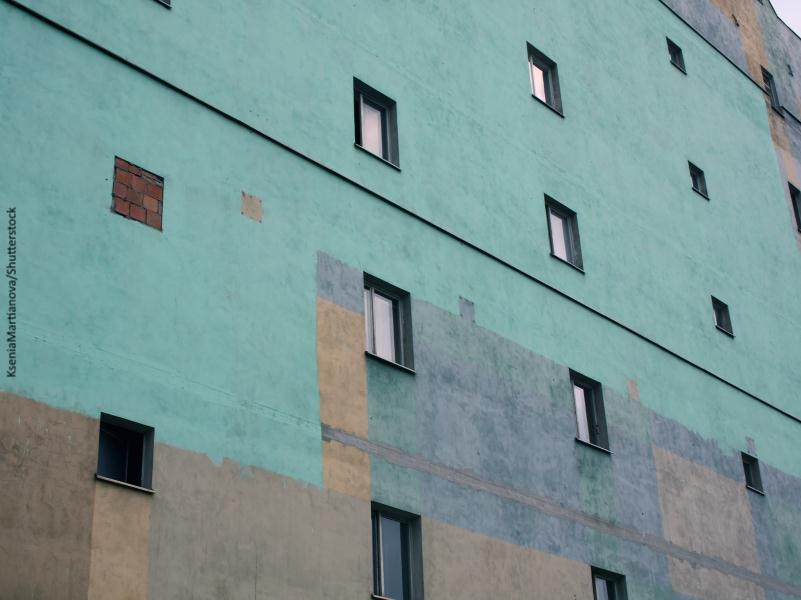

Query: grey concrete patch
[316,251,364,313]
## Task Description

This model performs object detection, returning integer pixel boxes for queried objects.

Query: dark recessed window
[711,296,734,336]
[592,568,628,600]
[97,413,154,490]
[545,196,583,270]
[571,371,609,451]
[527,43,563,114]
[762,67,781,111]
[742,453,764,494]
[372,505,422,600]
[364,274,414,370]
[689,162,708,198]
[354,79,399,167]
[790,183,801,232]
[667,38,686,73]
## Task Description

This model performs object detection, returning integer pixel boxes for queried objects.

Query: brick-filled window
[112,157,164,231]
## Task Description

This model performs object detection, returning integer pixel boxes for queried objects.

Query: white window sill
[95,473,155,494]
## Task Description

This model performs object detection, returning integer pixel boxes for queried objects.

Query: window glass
[595,576,612,600]
[530,62,547,102]
[98,425,129,482]
[380,515,407,600]
[364,288,373,353]
[361,99,385,158]
[549,210,568,261]
[372,292,396,362]
[574,385,590,443]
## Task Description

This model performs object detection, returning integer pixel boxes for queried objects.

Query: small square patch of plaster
[241,191,262,222]
[459,296,475,323]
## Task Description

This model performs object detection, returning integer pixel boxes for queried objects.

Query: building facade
[2,0,801,598]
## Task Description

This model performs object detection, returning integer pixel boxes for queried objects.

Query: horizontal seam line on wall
[6,0,800,427]
[322,424,801,598]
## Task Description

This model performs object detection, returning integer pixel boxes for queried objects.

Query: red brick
[115,157,130,171]
[128,190,144,206]
[113,197,130,216]
[130,204,146,223]
[131,176,147,193]
[128,164,142,176]
[115,169,132,186]
[112,182,128,199]
[146,210,162,231]
[146,182,163,200]
[143,195,159,212]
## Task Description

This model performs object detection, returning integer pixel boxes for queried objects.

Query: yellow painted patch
[323,439,371,501]
[87,480,152,600]
[653,446,760,572]
[422,518,594,599]
[668,556,765,600]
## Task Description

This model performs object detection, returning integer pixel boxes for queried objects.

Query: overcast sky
[772,0,801,36]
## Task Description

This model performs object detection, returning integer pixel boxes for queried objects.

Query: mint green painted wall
[2,0,801,487]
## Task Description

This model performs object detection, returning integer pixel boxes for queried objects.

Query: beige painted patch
[0,393,97,600]
[323,438,371,501]
[627,379,640,401]
[668,556,765,600]
[653,446,760,571]
[147,445,372,599]
[317,297,368,437]
[422,518,594,600]
[87,480,152,600]
[240,191,263,222]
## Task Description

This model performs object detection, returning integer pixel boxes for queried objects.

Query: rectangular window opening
[711,296,734,336]
[571,371,609,451]
[527,43,563,114]
[689,162,708,198]
[97,413,154,490]
[354,79,399,167]
[545,196,583,270]
[592,568,627,600]
[790,183,801,232]
[762,67,781,111]
[667,38,686,73]
[372,505,422,600]
[364,274,414,370]
[741,453,764,494]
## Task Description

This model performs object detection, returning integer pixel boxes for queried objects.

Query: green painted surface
[3,0,801,593]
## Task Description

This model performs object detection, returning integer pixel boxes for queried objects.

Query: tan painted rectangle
[669,556,765,600]
[87,479,152,600]
[422,518,594,600]
[323,438,371,501]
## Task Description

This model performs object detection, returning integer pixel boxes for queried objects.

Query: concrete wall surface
[2,0,801,598]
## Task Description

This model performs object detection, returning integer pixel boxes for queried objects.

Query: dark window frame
[545,196,583,272]
[789,183,801,233]
[527,43,564,116]
[689,162,709,199]
[741,453,765,494]
[667,38,686,73]
[364,274,415,372]
[96,413,154,492]
[371,504,423,600]
[592,567,628,600]
[354,78,400,168]
[570,370,610,452]
[761,67,782,113]
[711,296,734,337]
[153,0,171,7]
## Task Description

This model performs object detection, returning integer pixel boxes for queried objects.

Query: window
[742,453,764,494]
[688,162,708,198]
[364,275,414,369]
[667,38,686,73]
[112,157,164,231]
[354,78,399,167]
[372,505,422,600]
[96,413,154,490]
[592,568,628,600]
[711,296,733,336]
[762,67,781,111]
[571,371,609,451]
[527,43,563,114]
[545,196,583,270]
[790,183,801,232]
